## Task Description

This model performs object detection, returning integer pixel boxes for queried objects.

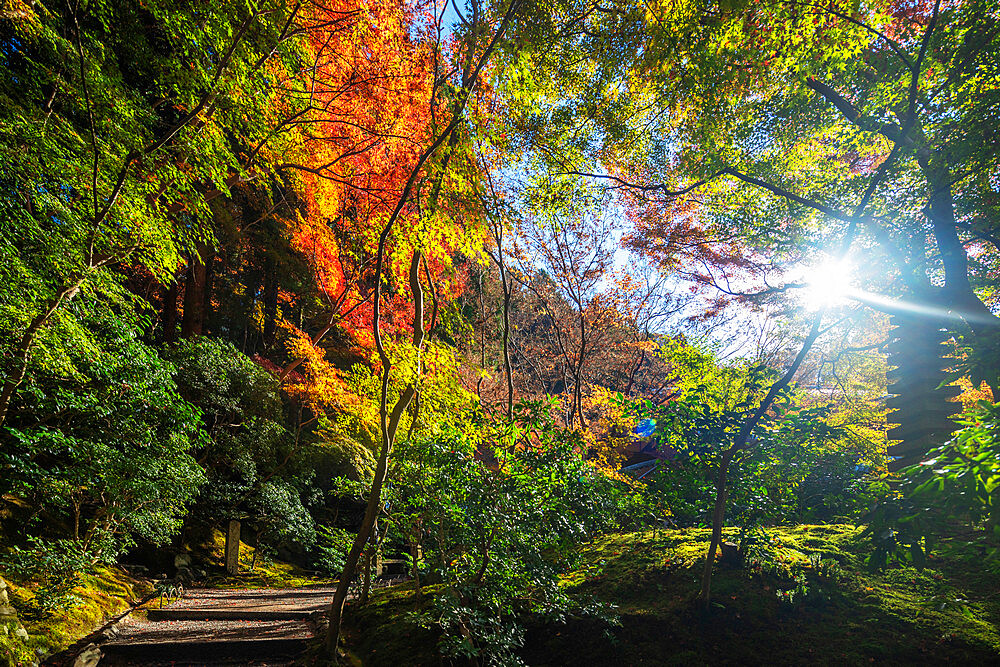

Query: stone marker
[720,541,741,565]
[225,520,241,575]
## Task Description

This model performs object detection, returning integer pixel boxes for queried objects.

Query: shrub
[166,337,321,555]
[864,401,1000,569]
[313,526,355,576]
[390,400,629,664]
[1,301,206,563]
[0,537,92,616]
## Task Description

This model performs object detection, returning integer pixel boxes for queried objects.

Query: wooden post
[225,520,241,575]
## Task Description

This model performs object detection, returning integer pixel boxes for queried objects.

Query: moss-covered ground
[338,582,445,667]
[1,566,152,666]
[343,524,1000,666]
[196,529,335,589]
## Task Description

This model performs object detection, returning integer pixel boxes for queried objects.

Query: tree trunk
[241,263,264,354]
[411,525,422,599]
[72,500,82,542]
[201,249,216,336]
[476,272,487,401]
[360,521,376,605]
[699,461,732,611]
[262,254,278,346]
[921,165,1000,392]
[325,252,424,653]
[501,273,514,419]
[699,313,825,611]
[163,279,179,344]
[181,250,207,338]
[492,224,514,420]
[321,4,519,647]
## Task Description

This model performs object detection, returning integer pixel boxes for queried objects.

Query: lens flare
[802,259,854,309]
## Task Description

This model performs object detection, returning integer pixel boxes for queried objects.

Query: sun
[802,258,855,309]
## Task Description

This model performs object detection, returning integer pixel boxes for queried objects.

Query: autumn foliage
[270,0,487,412]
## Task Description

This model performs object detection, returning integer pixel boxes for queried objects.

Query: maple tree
[280,0,527,650]
[511,188,619,429]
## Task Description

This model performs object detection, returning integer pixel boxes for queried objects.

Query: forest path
[96,585,336,666]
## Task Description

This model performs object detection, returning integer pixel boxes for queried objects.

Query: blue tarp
[633,418,657,438]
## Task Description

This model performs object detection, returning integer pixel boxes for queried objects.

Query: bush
[166,337,321,555]
[794,452,883,523]
[390,400,629,664]
[617,345,849,530]
[894,400,1000,562]
[313,526,355,576]
[1,301,206,563]
[0,537,92,616]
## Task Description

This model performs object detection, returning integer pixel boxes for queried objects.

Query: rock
[379,559,408,576]
[720,541,741,565]
[14,626,28,640]
[0,605,17,620]
[0,588,8,605]
[173,553,193,569]
[73,643,102,667]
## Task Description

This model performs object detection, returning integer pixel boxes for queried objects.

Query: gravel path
[111,618,314,643]
[163,586,336,614]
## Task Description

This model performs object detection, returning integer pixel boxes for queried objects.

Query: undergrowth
[2,566,152,665]
[343,525,1000,666]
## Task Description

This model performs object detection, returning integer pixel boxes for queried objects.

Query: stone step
[99,637,311,666]
[146,608,314,621]
[99,617,314,666]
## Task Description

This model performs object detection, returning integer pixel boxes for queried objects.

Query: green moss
[529,524,1000,665]
[198,529,334,589]
[1,620,35,667]
[340,582,443,667]
[344,525,1000,666]
[1,528,330,665]
[3,566,152,665]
